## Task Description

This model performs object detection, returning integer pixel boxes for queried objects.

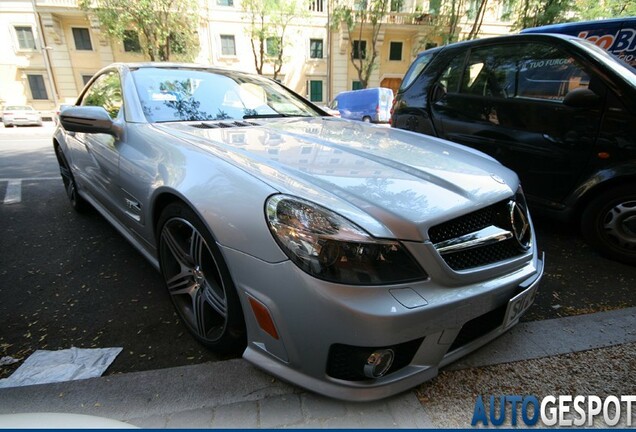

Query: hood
[155,117,518,241]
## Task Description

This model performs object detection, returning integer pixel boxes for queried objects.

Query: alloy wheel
[159,217,228,343]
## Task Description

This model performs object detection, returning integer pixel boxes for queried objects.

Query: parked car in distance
[329,87,393,122]
[521,17,636,71]
[2,105,42,127]
[54,63,543,401]
[392,33,636,265]
[54,104,73,124]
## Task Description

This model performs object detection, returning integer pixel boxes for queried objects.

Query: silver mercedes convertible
[54,63,544,401]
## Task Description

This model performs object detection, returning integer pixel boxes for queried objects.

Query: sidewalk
[0,307,634,428]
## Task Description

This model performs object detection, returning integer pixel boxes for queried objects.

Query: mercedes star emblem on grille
[509,201,531,250]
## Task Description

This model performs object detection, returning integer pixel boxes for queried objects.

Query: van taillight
[376,104,380,113]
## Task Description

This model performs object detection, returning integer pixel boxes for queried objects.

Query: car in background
[54,63,543,401]
[391,33,636,265]
[329,87,393,122]
[521,17,636,71]
[2,105,42,127]
[54,104,73,124]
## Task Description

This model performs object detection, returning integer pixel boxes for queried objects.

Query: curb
[0,308,633,428]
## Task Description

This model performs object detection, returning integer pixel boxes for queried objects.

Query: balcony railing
[36,0,79,6]
[384,11,435,25]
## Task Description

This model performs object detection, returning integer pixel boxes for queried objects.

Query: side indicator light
[248,297,279,340]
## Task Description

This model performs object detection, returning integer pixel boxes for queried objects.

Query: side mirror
[563,88,601,108]
[60,106,116,135]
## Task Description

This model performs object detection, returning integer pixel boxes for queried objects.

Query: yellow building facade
[0,0,513,118]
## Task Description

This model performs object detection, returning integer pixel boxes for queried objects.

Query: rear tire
[362,116,372,123]
[157,203,246,354]
[581,184,636,265]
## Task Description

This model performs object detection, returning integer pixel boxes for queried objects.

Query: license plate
[502,282,538,329]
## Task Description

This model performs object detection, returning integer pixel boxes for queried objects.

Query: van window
[399,51,436,91]
[458,43,590,101]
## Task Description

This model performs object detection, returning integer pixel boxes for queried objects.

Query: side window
[461,45,518,97]
[437,54,466,93]
[399,51,436,91]
[516,44,590,101]
[80,71,123,119]
[463,43,591,101]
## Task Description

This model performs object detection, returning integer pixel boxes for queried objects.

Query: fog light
[363,349,394,378]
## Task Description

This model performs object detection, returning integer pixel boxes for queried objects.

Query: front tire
[581,184,636,265]
[54,146,89,213]
[157,203,246,353]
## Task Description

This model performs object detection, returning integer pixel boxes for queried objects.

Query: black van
[391,33,636,264]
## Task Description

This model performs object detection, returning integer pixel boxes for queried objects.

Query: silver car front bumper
[221,243,544,401]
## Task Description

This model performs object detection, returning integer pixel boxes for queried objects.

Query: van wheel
[581,184,636,265]
[362,116,372,123]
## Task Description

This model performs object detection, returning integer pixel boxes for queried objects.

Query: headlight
[265,195,428,285]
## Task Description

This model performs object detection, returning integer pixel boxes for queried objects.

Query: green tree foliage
[82,73,122,117]
[436,0,631,41]
[574,0,636,20]
[331,0,391,89]
[242,0,307,80]
[78,0,200,61]
[510,0,576,30]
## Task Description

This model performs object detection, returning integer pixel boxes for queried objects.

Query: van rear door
[378,88,394,122]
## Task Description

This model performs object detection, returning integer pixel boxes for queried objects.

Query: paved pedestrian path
[0,307,633,428]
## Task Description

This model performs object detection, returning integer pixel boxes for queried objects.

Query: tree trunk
[467,0,488,40]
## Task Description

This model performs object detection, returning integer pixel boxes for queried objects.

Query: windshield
[132,67,321,123]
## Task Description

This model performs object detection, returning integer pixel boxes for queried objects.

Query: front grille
[429,200,507,244]
[326,338,424,381]
[429,198,529,271]
[443,240,523,270]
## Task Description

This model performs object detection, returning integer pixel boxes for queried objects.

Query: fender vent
[192,121,260,129]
